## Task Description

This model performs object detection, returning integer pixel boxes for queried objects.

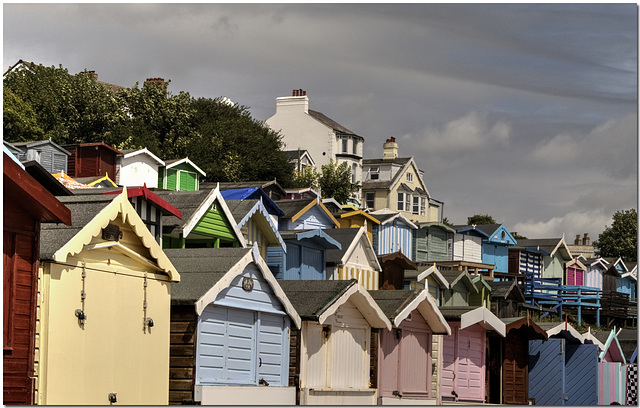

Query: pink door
[456,327,485,402]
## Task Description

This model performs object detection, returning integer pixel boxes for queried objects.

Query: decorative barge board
[377,251,418,290]
[35,189,180,405]
[565,257,587,286]
[336,209,381,243]
[157,185,245,250]
[529,321,599,406]
[324,226,382,290]
[279,279,392,405]
[487,280,526,319]
[165,245,301,405]
[369,290,451,405]
[370,209,417,261]
[438,306,506,404]
[266,229,341,280]
[494,316,547,405]
[3,153,72,405]
[275,197,339,231]
[225,198,286,258]
[158,157,206,191]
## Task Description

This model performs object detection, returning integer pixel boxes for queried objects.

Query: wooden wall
[169,305,197,405]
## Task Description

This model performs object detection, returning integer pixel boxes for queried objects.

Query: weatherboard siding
[453,234,482,262]
[376,223,413,260]
[192,206,237,242]
[441,322,485,403]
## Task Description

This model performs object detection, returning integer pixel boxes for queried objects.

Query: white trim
[393,290,451,335]
[387,158,430,198]
[237,199,286,252]
[582,327,606,353]
[370,209,418,229]
[318,282,391,330]
[417,264,450,289]
[340,226,381,271]
[181,184,246,247]
[460,306,506,337]
[544,322,585,343]
[194,244,301,329]
[165,157,206,176]
[122,147,165,165]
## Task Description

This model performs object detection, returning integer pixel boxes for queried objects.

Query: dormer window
[370,167,380,180]
[406,173,413,182]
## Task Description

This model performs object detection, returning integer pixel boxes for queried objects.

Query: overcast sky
[4,3,638,242]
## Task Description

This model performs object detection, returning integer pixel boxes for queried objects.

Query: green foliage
[291,166,320,190]
[186,97,294,185]
[3,85,44,142]
[319,159,359,204]
[442,217,454,228]
[467,214,497,225]
[512,232,528,240]
[593,209,637,261]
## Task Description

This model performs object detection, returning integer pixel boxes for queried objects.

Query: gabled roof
[207,180,287,200]
[581,327,606,352]
[416,263,450,289]
[337,209,381,225]
[163,157,206,176]
[459,223,517,246]
[221,187,284,217]
[515,237,572,260]
[369,209,418,229]
[156,186,245,245]
[536,321,584,343]
[487,280,525,303]
[10,138,71,155]
[369,290,450,334]
[39,189,179,281]
[62,141,123,156]
[51,172,99,190]
[439,306,506,337]
[440,270,479,294]
[103,185,182,218]
[166,244,300,329]
[225,199,286,250]
[279,279,390,330]
[471,275,492,293]
[378,251,418,271]
[416,221,456,234]
[501,315,548,340]
[308,109,361,138]
[599,328,626,363]
[279,229,341,250]
[362,158,430,199]
[77,174,119,188]
[323,227,381,270]
[22,160,73,196]
[565,257,587,271]
[275,198,339,227]
[454,224,491,238]
[4,152,72,225]
[284,149,315,166]
[120,147,164,165]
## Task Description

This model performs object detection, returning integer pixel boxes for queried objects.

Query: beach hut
[279,279,391,405]
[3,153,71,405]
[369,290,450,405]
[377,251,418,290]
[439,306,506,403]
[157,157,206,191]
[267,229,341,280]
[529,322,599,405]
[324,226,382,290]
[597,328,628,405]
[487,280,525,319]
[35,189,180,405]
[276,197,339,231]
[369,209,417,261]
[165,245,301,405]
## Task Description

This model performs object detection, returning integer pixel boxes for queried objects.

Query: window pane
[413,196,420,214]
[366,192,375,209]
[342,138,348,153]
[397,193,404,211]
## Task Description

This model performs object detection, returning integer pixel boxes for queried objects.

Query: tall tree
[319,159,358,204]
[593,209,637,261]
[467,214,497,225]
[3,85,44,142]
[187,97,294,185]
[291,166,320,190]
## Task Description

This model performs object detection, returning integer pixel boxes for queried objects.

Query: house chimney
[88,70,98,81]
[275,89,309,113]
[383,137,398,160]
[582,233,590,246]
[145,77,165,85]
[575,234,581,245]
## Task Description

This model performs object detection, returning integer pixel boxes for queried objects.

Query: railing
[524,276,601,325]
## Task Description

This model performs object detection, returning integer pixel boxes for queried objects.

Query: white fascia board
[394,290,451,335]
[166,157,206,176]
[545,322,585,343]
[417,264,450,289]
[124,148,165,166]
[318,283,391,330]
[460,306,506,337]
[341,227,381,271]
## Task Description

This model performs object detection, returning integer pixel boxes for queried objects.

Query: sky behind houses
[3,3,638,241]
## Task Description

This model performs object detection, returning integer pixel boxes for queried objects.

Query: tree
[291,166,320,190]
[593,209,637,261]
[442,217,454,228]
[319,159,359,204]
[186,97,294,185]
[467,214,497,225]
[3,86,44,142]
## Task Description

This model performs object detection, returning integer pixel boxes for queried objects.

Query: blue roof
[221,187,284,217]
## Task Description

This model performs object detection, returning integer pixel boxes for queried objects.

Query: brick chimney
[575,234,582,245]
[145,77,165,86]
[383,137,398,160]
[582,233,590,246]
[275,89,309,114]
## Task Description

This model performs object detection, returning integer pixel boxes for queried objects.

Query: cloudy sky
[4,3,638,241]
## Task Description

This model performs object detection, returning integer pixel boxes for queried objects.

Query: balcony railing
[524,276,601,325]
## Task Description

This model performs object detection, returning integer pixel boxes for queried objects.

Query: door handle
[259,357,262,367]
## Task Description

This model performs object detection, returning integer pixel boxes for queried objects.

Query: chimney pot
[383,137,399,160]
[583,233,590,246]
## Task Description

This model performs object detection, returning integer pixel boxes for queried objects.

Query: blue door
[565,343,598,405]
[529,338,565,405]
[301,246,324,280]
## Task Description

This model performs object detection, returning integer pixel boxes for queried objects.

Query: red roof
[103,184,182,219]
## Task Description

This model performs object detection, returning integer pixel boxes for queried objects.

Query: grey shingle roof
[487,281,524,301]
[362,157,411,166]
[308,109,359,137]
[278,279,356,320]
[40,195,114,260]
[362,180,394,190]
[165,248,251,304]
[275,198,316,220]
[225,199,260,224]
[368,290,420,320]
[513,238,562,252]
[369,212,396,223]
[323,228,361,264]
[155,189,213,233]
[438,306,477,320]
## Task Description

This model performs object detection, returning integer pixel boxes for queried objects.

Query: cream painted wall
[117,155,161,188]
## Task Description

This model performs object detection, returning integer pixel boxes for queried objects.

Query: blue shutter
[257,314,288,386]
[529,338,565,405]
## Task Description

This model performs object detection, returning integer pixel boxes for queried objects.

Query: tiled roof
[278,279,356,320]
[369,290,420,320]
[323,228,361,264]
[308,109,360,137]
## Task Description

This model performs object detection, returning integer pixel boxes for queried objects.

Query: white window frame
[397,192,405,211]
[342,137,349,154]
[413,196,420,214]
[369,166,380,180]
[406,173,413,182]
[365,192,375,209]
